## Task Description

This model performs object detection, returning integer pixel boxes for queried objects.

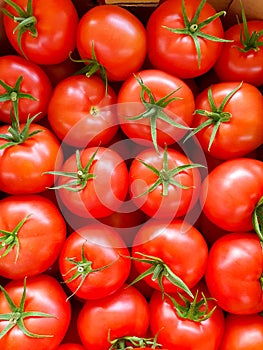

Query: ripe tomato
[47,74,118,148]
[205,232,263,314]
[52,146,129,219]
[129,146,203,219]
[117,69,195,152]
[55,344,85,350]
[0,274,71,350]
[201,157,263,232]
[130,219,208,294]
[0,194,66,279]
[77,284,150,350]
[149,282,225,350]
[3,0,79,65]
[185,81,263,159]
[0,121,63,195]
[218,313,263,350]
[214,19,263,87]
[59,224,131,300]
[0,54,53,123]
[146,0,227,78]
[76,4,147,82]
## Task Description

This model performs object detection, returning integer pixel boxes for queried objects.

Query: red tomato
[205,232,263,314]
[146,0,227,78]
[201,158,263,232]
[53,146,129,219]
[0,122,63,195]
[218,313,263,350]
[214,20,263,86]
[77,284,150,350]
[129,146,203,219]
[149,282,225,350]
[0,274,71,350]
[55,344,85,350]
[0,55,53,123]
[117,69,195,151]
[186,81,263,159]
[131,219,208,294]
[0,194,66,279]
[76,4,147,82]
[59,224,131,300]
[47,74,118,148]
[3,0,79,65]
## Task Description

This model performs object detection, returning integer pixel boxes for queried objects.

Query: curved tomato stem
[162,0,232,69]
[108,331,162,349]
[125,74,191,153]
[252,196,263,246]
[0,277,55,339]
[2,0,37,59]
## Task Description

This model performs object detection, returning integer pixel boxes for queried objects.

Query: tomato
[47,74,118,148]
[117,69,195,152]
[146,0,228,78]
[205,232,263,314]
[0,194,66,279]
[218,313,263,350]
[185,81,263,159]
[3,0,79,65]
[214,19,263,87]
[0,54,53,123]
[76,4,147,82]
[201,157,263,232]
[55,344,85,350]
[0,121,63,195]
[130,219,208,294]
[149,282,225,350]
[77,284,150,350]
[0,274,71,350]
[59,224,131,300]
[129,146,203,219]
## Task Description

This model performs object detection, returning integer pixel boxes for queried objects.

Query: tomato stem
[252,196,263,246]
[108,331,162,349]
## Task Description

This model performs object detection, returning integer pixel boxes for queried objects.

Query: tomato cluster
[0,0,263,349]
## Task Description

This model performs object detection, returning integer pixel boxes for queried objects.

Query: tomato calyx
[62,242,117,300]
[184,81,243,150]
[0,214,30,263]
[125,74,191,153]
[135,145,204,197]
[0,75,38,122]
[165,290,217,322]
[70,42,108,95]
[125,252,193,298]
[0,277,55,339]
[108,332,162,349]
[2,0,37,59]
[235,1,263,52]
[252,196,263,247]
[45,148,98,192]
[162,0,231,69]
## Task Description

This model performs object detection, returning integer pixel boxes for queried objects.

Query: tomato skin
[56,146,129,219]
[0,274,71,350]
[77,284,150,350]
[0,194,66,279]
[214,20,263,87]
[201,158,263,232]
[117,69,195,147]
[3,0,79,65]
[218,313,263,350]
[191,82,263,159]
[149,283,225,350]
[0,123,63,195]
[0,55,53,123]
[131,219,208,293]
[59,224,131,300]
[205,232,263,315]
[76,5,147,81]
[129,147,202,219]
[55,344,85,350]
[47,74,118,148]
[146,0,225,78]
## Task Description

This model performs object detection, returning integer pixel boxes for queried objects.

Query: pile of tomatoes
[0,0,263,349]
